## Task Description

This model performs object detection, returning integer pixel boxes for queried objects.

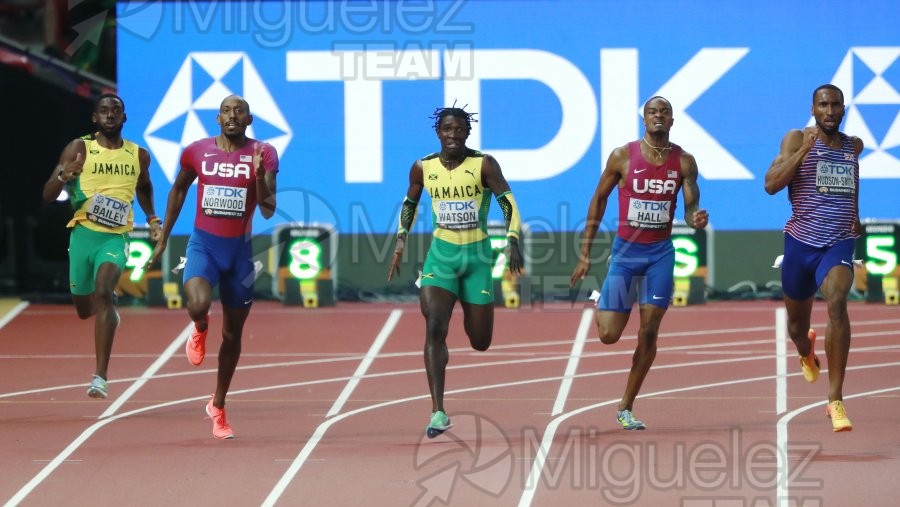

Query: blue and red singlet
[180,137,279,237]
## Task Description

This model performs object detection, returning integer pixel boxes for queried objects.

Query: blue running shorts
[183,228,256,307]
[781,233,854,300]
[599,236,675,313]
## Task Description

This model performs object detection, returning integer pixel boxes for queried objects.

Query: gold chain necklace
[641,138,671,159]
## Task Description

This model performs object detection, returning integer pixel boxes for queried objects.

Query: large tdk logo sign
[144,52,292,183]
[143,48,900,185]
[824,47,900,178]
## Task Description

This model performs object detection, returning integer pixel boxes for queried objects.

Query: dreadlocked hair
[430,105,478,134]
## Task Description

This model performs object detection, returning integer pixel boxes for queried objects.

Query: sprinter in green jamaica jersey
[42,93,159,400]
[388,105,524,438]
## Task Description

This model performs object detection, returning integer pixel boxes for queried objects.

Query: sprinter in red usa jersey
[151,95,279,439]
[571,96,708,431]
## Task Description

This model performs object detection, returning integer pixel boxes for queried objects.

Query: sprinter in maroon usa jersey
[571,96,708,431]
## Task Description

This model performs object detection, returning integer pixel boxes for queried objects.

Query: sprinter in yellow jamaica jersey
[388,105,524,438]
[42,93,159,399]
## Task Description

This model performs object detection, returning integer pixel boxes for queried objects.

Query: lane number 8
[288,239,322,279]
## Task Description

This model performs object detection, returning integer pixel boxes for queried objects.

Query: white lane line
[4,323,193,507]
[4,416,124,507]
[775,307,787,415]
[260,352,813,507]
[0,323,890,363]
[3,320,895,398]
[518,373,777,507]
[4,336,898,401]
[262,308,402,506]
[6,313,898,506]
[517,360,900,507]
[326,309,401,417]
[262,418,340,506]
[100,323,193,419]
[0,301,29,330]
[552,309,593,416]
[773,306,788,507]
[776,382,900,507]
[7,343,898,507]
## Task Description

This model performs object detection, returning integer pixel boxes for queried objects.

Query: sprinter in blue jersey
[765,84,862,432]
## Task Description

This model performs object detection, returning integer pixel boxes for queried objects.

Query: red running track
[0,300,898,506]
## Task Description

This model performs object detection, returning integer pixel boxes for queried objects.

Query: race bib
[436,199,479,230]
[626,198,670,229]
[86,193,131,228]
[816,161,855,195]
[201,184,247,218]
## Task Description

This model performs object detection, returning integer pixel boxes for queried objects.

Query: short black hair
[812,84,844,104]
[643,95,672,111]
[94,93,124,111]
[430,104,477,134]
[220,94,250,114]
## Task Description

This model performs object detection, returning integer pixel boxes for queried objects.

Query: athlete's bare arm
[570,145,628,286]
[680,150,708,229]
[765,127,817,195]
[42,139,86,203]
[134,148,160,241]
[254,142,277,219]
[851,135,864,235]
[481,154,509,195]
[149,166,198,265]
[405,161,426,203]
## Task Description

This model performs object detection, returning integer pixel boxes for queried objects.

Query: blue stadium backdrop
[116,0,900,236]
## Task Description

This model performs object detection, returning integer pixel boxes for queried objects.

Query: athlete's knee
[825,294,849,321]
[594,310,626,345]
[467,330,492,351]
[598,332,622,345]
[186,300,211,322]
[423,305,451,335]
[786,317,811,340]
[787,320,805,337]
[71,294,95,319]
[424,315,450,342]
[598,326,621,345]
[471,341,491,352]
[638,327,659,345]
[221,329,242,345]
[93,285,117,308]
[463,316,493,351]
